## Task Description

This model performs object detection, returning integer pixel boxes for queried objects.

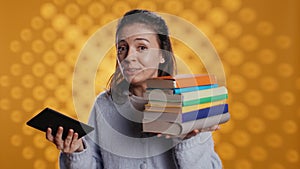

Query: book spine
[143,104,228,123]
[181,104,228,122]
[182,94,228,106]
[142,120,182,136]
[144,106,181,113]
[173,84,219,94]
[146,79,175,88]
[144,92,182,102]
[143,113,231,136]
[179,113,230,135]
[145,100,227,113]
[146,102,182,107]
[175,75,217,88]
[181,86,227,101]
[181,100,227,113]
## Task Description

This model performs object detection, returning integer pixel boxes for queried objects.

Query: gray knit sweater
[59,92,222,169]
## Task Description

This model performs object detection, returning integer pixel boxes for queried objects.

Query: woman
[46,9,222,169]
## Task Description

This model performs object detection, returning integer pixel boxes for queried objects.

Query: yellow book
[144,100,227,113]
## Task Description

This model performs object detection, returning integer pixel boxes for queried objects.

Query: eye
[137,45,148,51]
[117,46,127,54]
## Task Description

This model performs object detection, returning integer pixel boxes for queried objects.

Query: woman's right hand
[46,126,84,153]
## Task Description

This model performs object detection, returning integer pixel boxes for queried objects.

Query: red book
[146,74,217,89]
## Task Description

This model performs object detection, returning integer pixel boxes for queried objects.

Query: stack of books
[142,74,230,136]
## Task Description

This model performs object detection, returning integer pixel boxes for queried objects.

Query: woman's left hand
[182,125,220,139]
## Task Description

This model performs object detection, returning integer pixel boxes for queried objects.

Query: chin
[125,75,146,85]
[124,70,157,85]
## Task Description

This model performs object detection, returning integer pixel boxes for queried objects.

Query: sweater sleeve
[174,132,222,169]
[59,99,104,169]
[59,137,103,169]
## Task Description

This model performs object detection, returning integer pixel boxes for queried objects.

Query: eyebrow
[117,39,126,43]
[134,38,150,43]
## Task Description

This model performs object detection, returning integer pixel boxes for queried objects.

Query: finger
[46,128,54,142]
[69,133,84,152]
[214,125,221,131]
[193,129,200,134]
[55,126,63,140]
[55,126,64,150]
[64,129,74,148]
[157,134,162,138]
[165,135,171,139]
[73,134,84,152]
[208,125,220,131]
[70,133,79,150]
[72,132,79,141]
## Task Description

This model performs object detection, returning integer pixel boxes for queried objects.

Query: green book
[182,94,228,106]
[146,86,228,107]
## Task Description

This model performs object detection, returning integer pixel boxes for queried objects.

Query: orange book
[146,74,217,89]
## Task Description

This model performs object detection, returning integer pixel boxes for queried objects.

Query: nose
[124,47,137,62]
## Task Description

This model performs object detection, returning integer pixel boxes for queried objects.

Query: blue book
[146,84,218,95]
[173,84,219,94]
[182,104,228,122]
[143,104,228,123]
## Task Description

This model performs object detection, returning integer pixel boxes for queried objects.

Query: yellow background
[0,0,299,169]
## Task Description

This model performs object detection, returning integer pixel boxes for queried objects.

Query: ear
[160,57,165,64]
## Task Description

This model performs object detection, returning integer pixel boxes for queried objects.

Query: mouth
[123,68,142,75]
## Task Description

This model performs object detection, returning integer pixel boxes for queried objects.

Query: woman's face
[116,23,164,85]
